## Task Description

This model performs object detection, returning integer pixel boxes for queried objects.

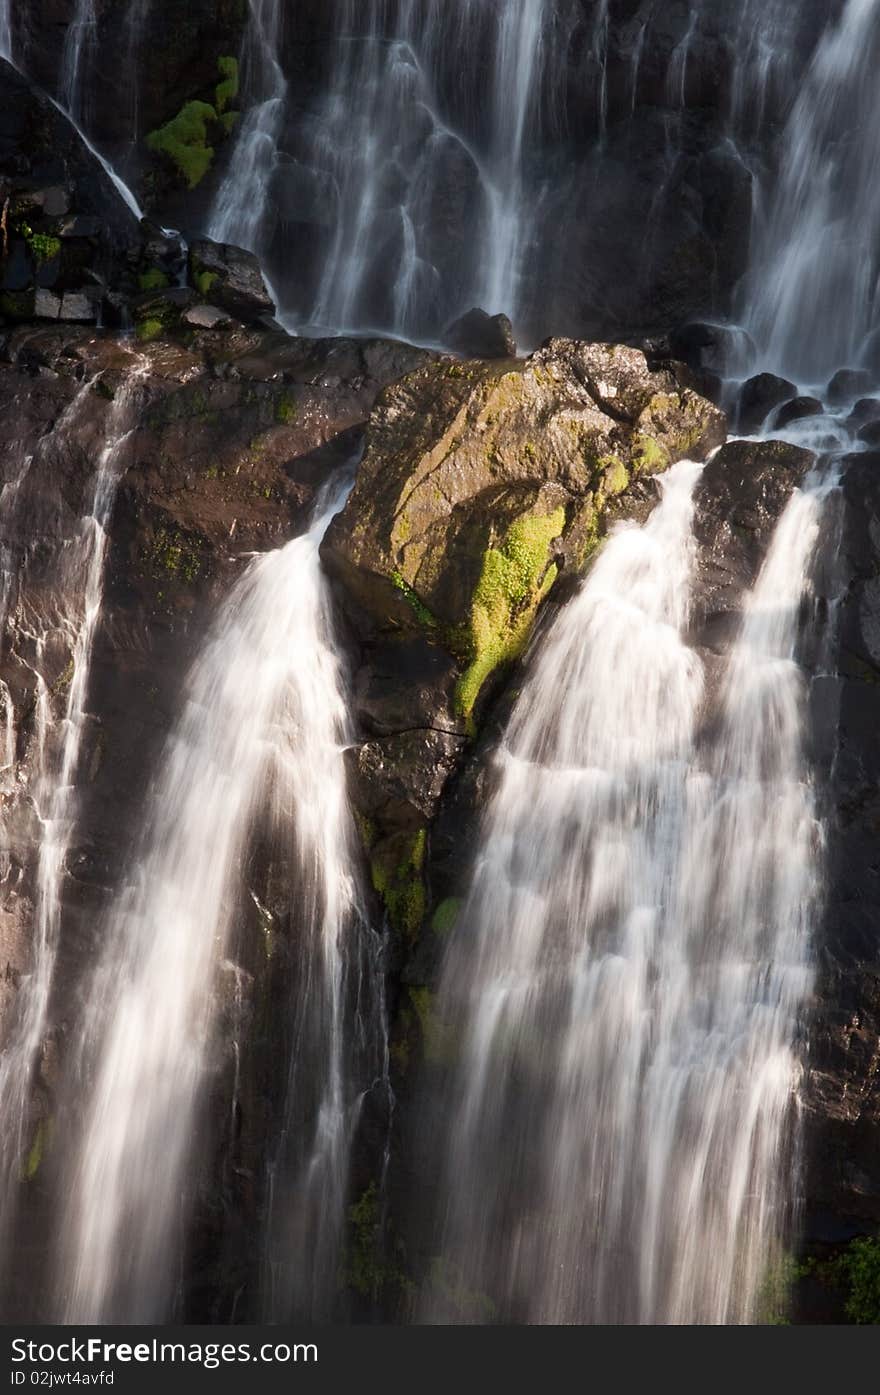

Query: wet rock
[772,396,823,430]
[827,368,874,404]
[446,307,517,360]
[324,339,725,724]
[692,438,816,640]
[182,304,233,330]
[849,398,880,426]
[857,420,880,448]
[187,238,274,323]
[59,291,98,322]
[669,321,756,378]
[736,372,798,433]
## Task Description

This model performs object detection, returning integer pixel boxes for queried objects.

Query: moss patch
[214,56,239,114]
[408,987,456,1065]
[370,829,427,938]
[431,897,461,935]
[22,1118,50,1182]
[147,100,217,189]
[391,571,438,630]
[456,507,564,723]
[138,268,170,292]
[136,318,164,343]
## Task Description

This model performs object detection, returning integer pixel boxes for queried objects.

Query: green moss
[138,268,170,292]
[345,1181,409,1300]
[599,453,629,496]
[195,268,218,296]
[147,100,217,189]
[431,897,461,935]
[632,433,670,475]
[214,55,239,114]
[370,830,427,938]
[456,507,564,723]
[275,392,297,424]
[220,110,239,136]
[136,318,164,343]
[22,1119,50,1182]
[408,987,455,1065]
[391,571,438,630]
[147,526,203,583]
[839,1238,880,1324]
[27,232,61,264]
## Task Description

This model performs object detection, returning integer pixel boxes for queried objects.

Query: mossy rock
[323,337,725,719]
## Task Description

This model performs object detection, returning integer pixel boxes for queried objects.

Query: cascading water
[57,484,374,1323]
[0,363,147,1271]
[742,0,880,381]
[59,0,97,127]
[209,0,287,270]
[0,0,11,62]
[429,458,831,1323]
[214,0,558,341]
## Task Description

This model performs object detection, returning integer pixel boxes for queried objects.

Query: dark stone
[736,373,798,434]
[187,239,274,323]
[669,321,756,378]
[446,307,517,360]
[772,396,823,430]
[849,398,880,426]
[857,420,880,448]
[827,368,874,404]
[692,438,816,638]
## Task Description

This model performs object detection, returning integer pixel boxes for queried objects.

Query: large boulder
[736,373,798,434]
[187,238,275,323]
[324,338,726,725]
[445,307,517,360]
[692,438,816,644]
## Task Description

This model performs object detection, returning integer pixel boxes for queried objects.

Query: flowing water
[0,363,147,1268]
[743,0,880,381]
[59,0,97,126]
[430,459,831,1322]
[209,0,287,269]
[58,484,372,1323]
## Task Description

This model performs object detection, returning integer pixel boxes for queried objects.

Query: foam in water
[58,484,368,1323]
[430,458,829,1323]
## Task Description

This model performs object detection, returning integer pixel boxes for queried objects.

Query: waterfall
[58,483,371,1323]
[215,0,556,341]
[0,363,147,1267]
[59,0,97,126]
[0,0,11,62]
[430,458,830,1323]
[209,0,287,267]
[742,0,880,381]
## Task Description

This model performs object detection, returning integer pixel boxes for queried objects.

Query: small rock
[446,307,517,360]
[772,396,823,430]
[182,304,233,330]
[827,368,874,404]
[40,186,71,217]
[736,372,797,433]
[59,291,97,322]
[669,321,756,378]
[34,288,61,320]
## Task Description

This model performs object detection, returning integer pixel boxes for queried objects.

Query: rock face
[322,338,724,943]
[0,59,139,325]
[807,452,880,1239]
